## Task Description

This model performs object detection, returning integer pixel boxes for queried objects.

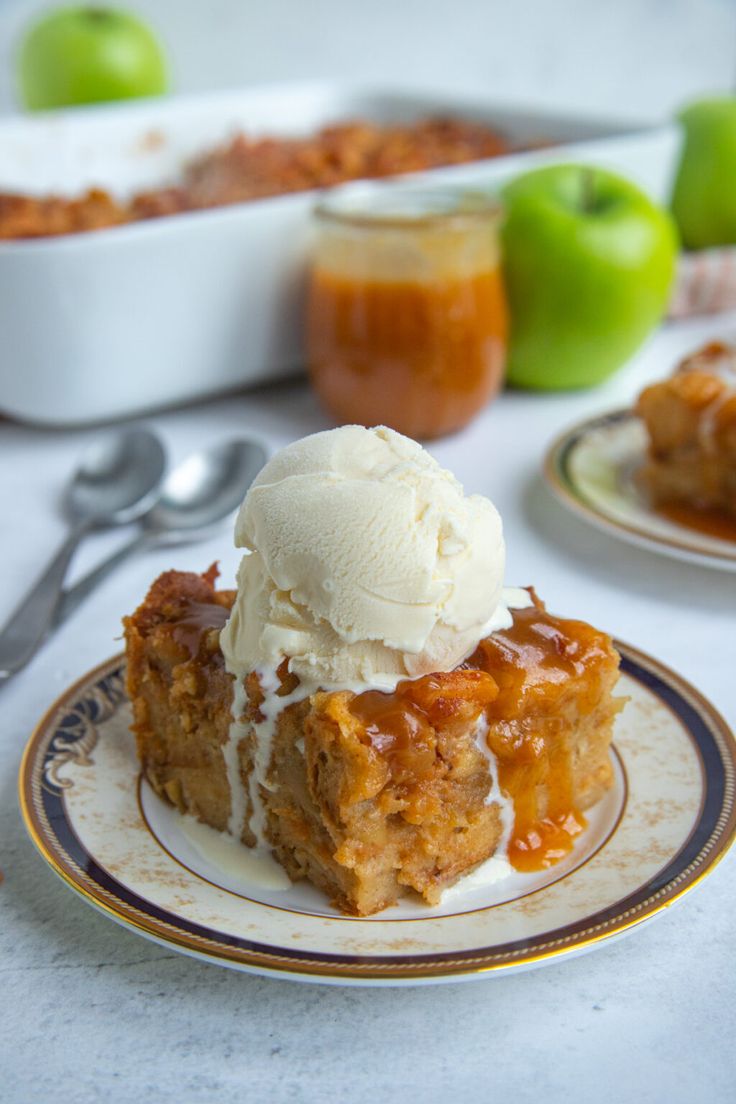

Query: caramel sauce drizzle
[170,601,230,658]
[349,684,444,788]
[468,604,608,870]
[350,602,609,872]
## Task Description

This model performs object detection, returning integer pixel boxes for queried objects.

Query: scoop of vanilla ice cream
[220,425,511,689]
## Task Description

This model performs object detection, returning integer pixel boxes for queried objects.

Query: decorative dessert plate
[20,646,736,986]
[544,410,736,571]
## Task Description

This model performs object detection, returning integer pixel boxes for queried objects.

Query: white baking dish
[0,83,679,426]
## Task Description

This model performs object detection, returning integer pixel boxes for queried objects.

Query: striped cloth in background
[669,248,736,318]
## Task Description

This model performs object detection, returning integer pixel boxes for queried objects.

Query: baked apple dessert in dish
[0,118,512,240]
[636,341,736,521]
[125,426,621,916]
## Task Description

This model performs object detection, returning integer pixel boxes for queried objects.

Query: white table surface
[1,311,735,1103]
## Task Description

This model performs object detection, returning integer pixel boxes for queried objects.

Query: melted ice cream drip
[245,667,312,845]
[223,677,249,839]
[182,815,291,890]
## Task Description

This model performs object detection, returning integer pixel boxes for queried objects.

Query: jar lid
[314,182,502,230]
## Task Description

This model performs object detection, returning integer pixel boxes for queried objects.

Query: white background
[0,0,734,121]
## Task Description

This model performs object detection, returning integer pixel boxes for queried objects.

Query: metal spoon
[56,437,267,625]
[0,428,166,682]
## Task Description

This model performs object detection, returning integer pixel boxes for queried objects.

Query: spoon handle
[54,532,148,626]
[0,521,91,682]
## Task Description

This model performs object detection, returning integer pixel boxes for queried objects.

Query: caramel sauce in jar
[307,189,507,440]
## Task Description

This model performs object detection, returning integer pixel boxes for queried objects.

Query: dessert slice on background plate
[544,340,736,571]
[635,340,736,522]
[125,425,621,916]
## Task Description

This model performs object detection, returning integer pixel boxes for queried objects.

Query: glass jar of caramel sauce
[306,187,507,440]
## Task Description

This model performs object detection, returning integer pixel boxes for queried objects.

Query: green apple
[501,164,677,390]
[671,97,736,249]
[18,6,167,111]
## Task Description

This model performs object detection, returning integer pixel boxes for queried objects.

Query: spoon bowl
[144,439,267,540]
[66,428,167,526]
